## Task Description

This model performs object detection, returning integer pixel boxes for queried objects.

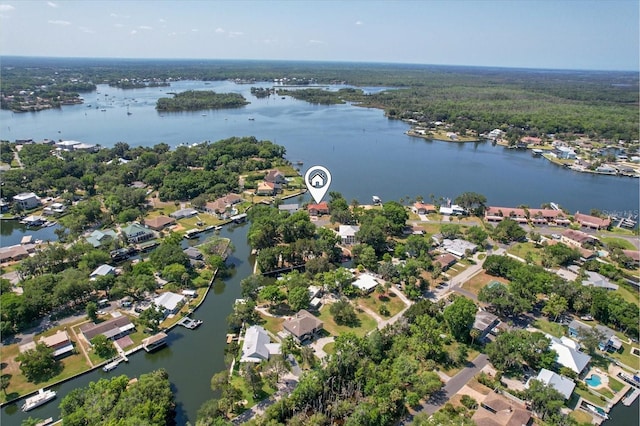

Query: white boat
[372,195,382,205]
[21,388,56,412]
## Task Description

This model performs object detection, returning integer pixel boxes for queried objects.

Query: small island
[155,90,249,111]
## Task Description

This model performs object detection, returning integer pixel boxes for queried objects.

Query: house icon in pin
[310,172,325,188]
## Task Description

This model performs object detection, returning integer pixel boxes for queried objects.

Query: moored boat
[21,388,56,412]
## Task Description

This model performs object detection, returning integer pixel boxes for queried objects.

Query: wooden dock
[623,388,640,406]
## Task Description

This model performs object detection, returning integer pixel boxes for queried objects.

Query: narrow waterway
[1,223,251,425]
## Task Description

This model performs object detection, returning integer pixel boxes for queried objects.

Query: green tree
[330,299,358,326]
[139,304,166,332]
[0,374,11,396]
[288,286,311,312]
[454,192,487,216]
[542,293,568,322]
[443,297,477,342]
[525,379,565,420]
[86,301,98,322]
[16,343,60,383]
[91,335,117,359]
[493,217,526,243]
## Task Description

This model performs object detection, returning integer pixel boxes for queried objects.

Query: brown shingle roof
[80,316,134,341]
[472,393,531,426]
[283,310,323,339]
[144,216,176,230]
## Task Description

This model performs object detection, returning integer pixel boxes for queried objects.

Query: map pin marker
[305,165,332,204]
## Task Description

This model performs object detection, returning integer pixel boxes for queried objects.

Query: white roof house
[439,204,465,216]
[153,292,186,315]
[534,368,575,400]
[441,239,478,258]
[90,264,116,279]
[353,273,379,293]
[549,336,591,374]
[338,225,360,245]
[240,325,281,363]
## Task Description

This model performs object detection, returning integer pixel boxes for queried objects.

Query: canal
[1,223,252,425]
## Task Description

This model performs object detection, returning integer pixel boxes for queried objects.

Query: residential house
[80,315,135,343]
[549,335,591,375]
[412,202,436,215]
[256,181,276,196]
[570,321,624,352]
[439,204,465,216]
[153,292,186,316]
[484,207,528,224]
[183,247,203,261]
[264,169,287,185]
[13,192,41,210]
[282,310,324,343]
[471,392,532,426]
[170,208,198,219]
[555,146,577,159]
[532,369,575,400]
[621,250,640,267]
[441,238,478,258]
[434,253,457,271]
[595,165,618,175]
[338,225,360,245]
[278,203,299,214]
[39,330,74,358]
[353,273,379,293]
[0,245,29,263]
[86,229,118,248]
[487,129,503,140]
[582,271,619,291]
[204,193,243,218]
[521,136,542,146]
[144,216,176,231]
[472,310,500,342]
[574,212,611,230]
[240,325,281,362]
[121,223,155,244]
[307,202,329,216]
[90,264,116,279]
[560,229,596,248]
[43,202,66,215]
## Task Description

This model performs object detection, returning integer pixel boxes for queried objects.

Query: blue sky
[0,1,638,71]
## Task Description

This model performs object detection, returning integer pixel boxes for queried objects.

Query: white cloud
[355,20,363,26]
[158,18,165,23]
[228,31,243,38]
[110,12,117,17]
[191,28,198,32]
[139,25,152,30]
[0,4,15,12]
[130,29,137,35]
[114,23,124,27]
[168,31,177,36]
[215,28,225,33]
[48,19,71,26]
[78,26,94,34]
[47,1,58,7]
[308,39,325,45]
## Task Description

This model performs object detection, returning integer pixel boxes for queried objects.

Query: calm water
[1,80,638,424]
[1,81,638,214]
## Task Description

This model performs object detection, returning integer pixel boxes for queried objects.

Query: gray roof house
[90,264,116,279]
[549,336,591,374]
[86,229,118,248]
[240,325,281,363]
[582,271,619,291]
[534,368,575,400]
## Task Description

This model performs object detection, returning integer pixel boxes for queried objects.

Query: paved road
[413,353,489,417]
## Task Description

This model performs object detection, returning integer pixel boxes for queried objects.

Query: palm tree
[470,328,480,345]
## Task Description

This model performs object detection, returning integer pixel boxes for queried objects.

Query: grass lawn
[614,284,639,304]
[599,236,636,250]
[357,291,406,317]
[609,341,640,370]
[229,373,277,409]
[462,272,508,296]
[533,318,566,338]
[317,305,377,338]
[570,409,594,425]
[258,313,285,336]
[597,387,614,399]
[608,377,625,393]
[323,342,335,355]
[574,386,606,405]
[507,242,542,265]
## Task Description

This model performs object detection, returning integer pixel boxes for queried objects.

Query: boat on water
[583,403,608,419]
[102,357,123,372]
[21,388,56,412]
[372,195,382,205]
[214,226,223,231]
[184,228,203,239]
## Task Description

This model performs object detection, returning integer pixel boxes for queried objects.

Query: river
[0,80,638,424]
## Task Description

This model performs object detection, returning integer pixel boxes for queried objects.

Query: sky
[0,0,638,71]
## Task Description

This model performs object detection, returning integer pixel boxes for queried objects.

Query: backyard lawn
[462,272,508,296]
[609,341,640,370]
[317,305,378,338]
[356,291,406,317]
[533,318,566,338]
[507,242,542,265]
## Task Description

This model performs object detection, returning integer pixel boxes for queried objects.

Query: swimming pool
[586,374,602,387]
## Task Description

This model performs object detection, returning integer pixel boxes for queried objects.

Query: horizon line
[1,55,637,74]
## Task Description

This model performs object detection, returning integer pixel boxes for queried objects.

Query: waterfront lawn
[507,242,542,265]
[574,386,605,405]
[317,305,377,338]
[258,313,285,336]
[607,377,624,393]
[569,408,594,425]
[356,291,406,317]
[533,318,566,338]
[609,341,640,370]
[462,272,508,296]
